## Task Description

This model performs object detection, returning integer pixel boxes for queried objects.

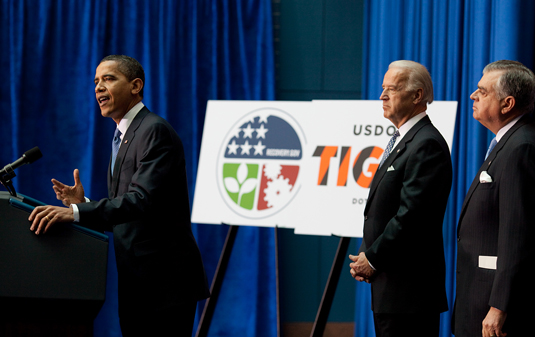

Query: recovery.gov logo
[216,107,306,219]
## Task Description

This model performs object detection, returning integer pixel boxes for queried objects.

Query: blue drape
[359,1,535,336]
[0,1,276,336]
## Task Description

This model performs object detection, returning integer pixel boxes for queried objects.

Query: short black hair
[100,55,145,97]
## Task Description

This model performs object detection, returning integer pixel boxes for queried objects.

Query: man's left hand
[482,307,507,337]
[29,205,75,235]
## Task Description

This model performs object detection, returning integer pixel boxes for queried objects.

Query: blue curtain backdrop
[0,1,276,336]
[357,0,535,336]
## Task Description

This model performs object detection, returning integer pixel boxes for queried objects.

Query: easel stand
[195,225,349,337]
[196,225,284,336]
[310,236,351,337]
[196,225,239,337]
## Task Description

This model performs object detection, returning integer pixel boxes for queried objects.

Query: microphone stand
[0,147,42,198]
[0,168,17,197]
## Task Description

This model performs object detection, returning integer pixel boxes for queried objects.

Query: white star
[255,124,268,139]
[258,113,269,124]
[230,128,241,139]
[242,124,255,139]
[241,140,252,155]
[227,140,239,155]
[254,140,266,156]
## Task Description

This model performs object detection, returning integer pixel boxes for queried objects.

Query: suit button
[457,237,460,242]
[364,216,368,220]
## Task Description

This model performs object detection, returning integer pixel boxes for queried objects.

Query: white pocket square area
[387,166,395,171]
[479,170,493,183]
[479,255,497,270]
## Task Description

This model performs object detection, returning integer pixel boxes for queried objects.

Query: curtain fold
[0,1,276,336]
[360,1,535,336]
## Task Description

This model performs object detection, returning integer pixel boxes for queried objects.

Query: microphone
[0,147,43,176]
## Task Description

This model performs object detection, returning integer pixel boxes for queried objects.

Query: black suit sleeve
[490,143,535,311]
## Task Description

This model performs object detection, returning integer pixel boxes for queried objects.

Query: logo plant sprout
[223,163,259,210]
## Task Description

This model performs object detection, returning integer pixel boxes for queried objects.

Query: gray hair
[483,60,535,113]
[100,55,145,97]
[389,60,434,104]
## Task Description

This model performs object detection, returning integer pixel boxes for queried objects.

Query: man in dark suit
[349,60,452,337]
[29,55,210,336]
[453,60,535,337]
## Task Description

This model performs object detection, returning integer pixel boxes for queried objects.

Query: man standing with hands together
[349,60,452,337]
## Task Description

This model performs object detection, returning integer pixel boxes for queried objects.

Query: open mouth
[98,96,110,106]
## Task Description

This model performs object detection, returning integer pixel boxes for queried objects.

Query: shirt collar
[398,111,427,140]
[116,102,144,139]
[496,114,522,142]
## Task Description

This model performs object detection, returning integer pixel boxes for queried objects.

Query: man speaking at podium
[29,55,210,336]
[349,60,452,337]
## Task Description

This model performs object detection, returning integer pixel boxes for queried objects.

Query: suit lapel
[365,116,431,212]
[457,114,531,229]
[109,107,150,197]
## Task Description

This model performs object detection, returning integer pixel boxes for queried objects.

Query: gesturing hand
[52,169,85,206]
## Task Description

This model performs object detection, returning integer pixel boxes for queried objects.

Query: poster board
[191,100,457,237]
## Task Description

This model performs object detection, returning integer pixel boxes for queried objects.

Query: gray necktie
[111,128,122,175]
[379,130,400,168]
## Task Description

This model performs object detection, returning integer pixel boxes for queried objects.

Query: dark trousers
[373,312,440,337]
[119,300,198,337]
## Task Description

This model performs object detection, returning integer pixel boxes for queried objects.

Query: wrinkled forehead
[384,67,410,87]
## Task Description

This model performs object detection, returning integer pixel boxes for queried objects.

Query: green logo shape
[223,163,259,210]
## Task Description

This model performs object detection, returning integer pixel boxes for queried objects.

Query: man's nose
[95,82,105,93]
[469,90,477,100]
[380,90,388,100]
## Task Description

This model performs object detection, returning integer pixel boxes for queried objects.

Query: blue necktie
[379,130,400,168]
[111,128,122,175]
[485,137,497,160]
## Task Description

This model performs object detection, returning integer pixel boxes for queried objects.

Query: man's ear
[413,88,424,104]
[501,96,515,115]
[131,78,144,96]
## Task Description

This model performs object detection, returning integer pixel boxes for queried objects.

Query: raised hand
[52,169,85,206]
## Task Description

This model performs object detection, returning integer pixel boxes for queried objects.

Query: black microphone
[0,147,43,176]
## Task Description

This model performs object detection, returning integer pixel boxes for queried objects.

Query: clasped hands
[28,169,85,235]
[349,252,375,283]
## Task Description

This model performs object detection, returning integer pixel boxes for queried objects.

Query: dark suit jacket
[453,114,535,336]
[359,115,451,314]
[77,107,210,318]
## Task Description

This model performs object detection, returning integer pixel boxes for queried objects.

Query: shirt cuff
[71,204,80,222]
[368,259,376,270]
[71,197,89,223]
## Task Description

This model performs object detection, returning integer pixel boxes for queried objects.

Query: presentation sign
[192,100,457,237]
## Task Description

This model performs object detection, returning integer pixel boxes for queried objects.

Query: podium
[0,191,108,336]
